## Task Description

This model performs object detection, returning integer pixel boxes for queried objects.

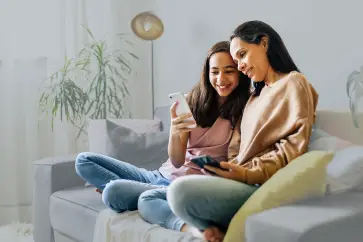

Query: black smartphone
[190,155,227,170]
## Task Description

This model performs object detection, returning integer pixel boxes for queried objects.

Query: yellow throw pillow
[224,150,334,242]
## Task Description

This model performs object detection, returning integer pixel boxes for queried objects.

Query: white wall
[153,0,363,111]
[0,0,154,119]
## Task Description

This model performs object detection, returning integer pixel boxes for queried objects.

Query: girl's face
[209,52,239,97]
[230,37,270,82]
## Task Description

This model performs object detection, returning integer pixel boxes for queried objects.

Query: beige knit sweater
[228,71,319,185]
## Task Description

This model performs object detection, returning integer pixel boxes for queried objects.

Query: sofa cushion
[88,118,162,155]
[308,128,354,152]
[224,151,334,242]
[106,119,169,170]
[50,187,106,242]
[93,209,203,242]
[326,146,363,194]
[244,191,363,242]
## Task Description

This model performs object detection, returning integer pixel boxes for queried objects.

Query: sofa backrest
[153,106,363,145]
[315,110,363,145]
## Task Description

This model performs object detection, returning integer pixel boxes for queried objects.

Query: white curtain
[0,0,153,225]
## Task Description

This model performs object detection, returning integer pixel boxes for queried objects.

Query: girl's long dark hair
[187,41,250,128]
[230,20,300,96]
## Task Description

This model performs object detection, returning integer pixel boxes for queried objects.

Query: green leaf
[85,100,95,115]
[127,51,138,59]
[347,70,363,128]
[116,57,131,73]
[85,27,95,40]
[347,71,360,97]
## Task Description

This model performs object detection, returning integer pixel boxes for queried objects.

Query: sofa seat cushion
[93,209,203,242]
[245,191,363,242]
[50,186,106,242]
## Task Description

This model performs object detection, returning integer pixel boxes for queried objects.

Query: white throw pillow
[326,146,363,194]
[308,128,354,152]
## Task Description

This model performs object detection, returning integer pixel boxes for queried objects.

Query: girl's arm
[168,101,196,168]
[168,132,189,168]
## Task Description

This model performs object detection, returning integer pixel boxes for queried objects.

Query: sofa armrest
[32,154,84,242]
[245,191,363,242]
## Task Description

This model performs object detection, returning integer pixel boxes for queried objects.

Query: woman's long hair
[187,41,250,128]
[230,20,300,96]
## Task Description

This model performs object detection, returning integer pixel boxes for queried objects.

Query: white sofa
[32,107,363,242]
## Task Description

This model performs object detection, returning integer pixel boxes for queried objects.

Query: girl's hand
[204,162,247,182]
[170,101,196,135]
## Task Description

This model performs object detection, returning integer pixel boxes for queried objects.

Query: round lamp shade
[131,12,164,40]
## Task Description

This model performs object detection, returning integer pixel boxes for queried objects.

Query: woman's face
[230,37,270,82]
[209,52,239,97]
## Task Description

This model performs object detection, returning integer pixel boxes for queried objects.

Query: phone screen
[190,155,223,169]
[168,92,196,128]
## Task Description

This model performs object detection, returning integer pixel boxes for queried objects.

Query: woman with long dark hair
[168,20,319,241]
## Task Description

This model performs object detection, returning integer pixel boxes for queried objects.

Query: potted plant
[347,65,363,128]
[38,28,138,138]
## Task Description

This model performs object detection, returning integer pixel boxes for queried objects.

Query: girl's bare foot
[203,226,225,242]
[181,224,204,240]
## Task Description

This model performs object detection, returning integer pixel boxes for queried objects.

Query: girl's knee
[138,189,158,203]
[75,152,94,176]
[138,190,157,218]
[102,181,126,212]
[138,188,175,229]
[138,189,165,216]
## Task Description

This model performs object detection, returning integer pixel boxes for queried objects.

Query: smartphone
[168,92,196,128]
[190,155,227,170]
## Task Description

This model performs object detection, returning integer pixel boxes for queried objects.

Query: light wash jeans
[167,175,258,232]
[137,187,185,231]
[75,152,185,231]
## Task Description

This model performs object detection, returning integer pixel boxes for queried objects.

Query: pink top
[158,117,234,181]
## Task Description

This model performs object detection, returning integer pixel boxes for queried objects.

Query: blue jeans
[75,152,184,231]
[167,175,258,231]
[138,188,184,231]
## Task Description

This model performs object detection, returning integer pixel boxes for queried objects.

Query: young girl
[75,41,251,232]
[167,20,319,242]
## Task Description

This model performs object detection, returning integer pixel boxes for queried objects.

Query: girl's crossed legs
[75,152,170,212]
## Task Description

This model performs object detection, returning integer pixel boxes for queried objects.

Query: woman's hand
[204,162,247,182]
[170,101,196,135]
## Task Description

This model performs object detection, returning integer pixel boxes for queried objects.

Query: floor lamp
[131,11,164,113]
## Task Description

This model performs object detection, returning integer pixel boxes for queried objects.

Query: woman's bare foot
[203,226,225,242]
[181,224,204,239]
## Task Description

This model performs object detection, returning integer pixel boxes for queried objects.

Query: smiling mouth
[217,84,231,90]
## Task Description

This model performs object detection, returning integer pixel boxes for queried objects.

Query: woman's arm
[237,116,313,184]
[206,117,314,184]
[168,132,189,168]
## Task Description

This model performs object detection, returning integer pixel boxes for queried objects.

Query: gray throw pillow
[106,119,169,171]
